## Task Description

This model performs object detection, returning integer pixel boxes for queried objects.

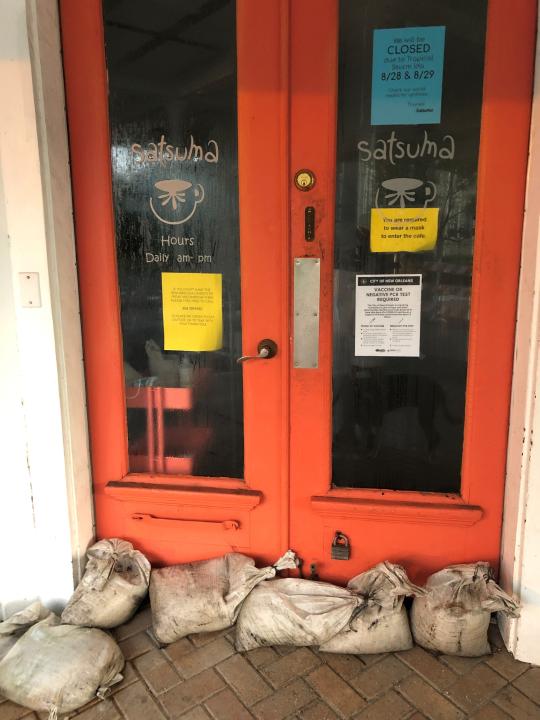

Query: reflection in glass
[103,0,243,478]
[333,0,487,492]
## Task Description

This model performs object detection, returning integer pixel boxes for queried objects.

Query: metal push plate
[293,257,321,369]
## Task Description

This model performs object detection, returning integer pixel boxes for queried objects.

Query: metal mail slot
[294,257,321,369]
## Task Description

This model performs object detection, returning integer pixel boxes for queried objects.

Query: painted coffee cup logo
[150,179,205,225]
[375,177,437,209]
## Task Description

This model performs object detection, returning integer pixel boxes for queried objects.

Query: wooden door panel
[60,0,289,566]
[289,0,535,584]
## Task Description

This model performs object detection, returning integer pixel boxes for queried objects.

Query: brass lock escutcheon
[331,531,351,560]
[294,168,316,191]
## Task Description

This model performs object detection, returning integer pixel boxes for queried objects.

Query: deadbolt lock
[294,169,316,191]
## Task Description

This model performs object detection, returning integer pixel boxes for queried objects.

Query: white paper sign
[355,274,421,357]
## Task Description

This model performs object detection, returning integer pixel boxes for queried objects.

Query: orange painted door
[61,1,535,578]
[288,0,536,583]
[60,0,290,566]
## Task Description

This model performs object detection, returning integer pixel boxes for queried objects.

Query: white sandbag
[411,562,520,657]
[150,550,298,645]
[235,578,363,651]
[61,538,151,629]
[0,614,124,716]
[320,562,425,654]
[0,601,52,661]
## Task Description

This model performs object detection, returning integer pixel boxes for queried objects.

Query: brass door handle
[237,339,278,363]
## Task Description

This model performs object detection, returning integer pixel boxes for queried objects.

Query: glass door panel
[332,0,487,492]
[103,0,243,478]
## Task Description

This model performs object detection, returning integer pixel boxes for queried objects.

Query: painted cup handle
[426,181,437,204]
[195,184,205,203]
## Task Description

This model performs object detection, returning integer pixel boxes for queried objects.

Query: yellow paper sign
[370,207,439,253]
[162,272,222,351]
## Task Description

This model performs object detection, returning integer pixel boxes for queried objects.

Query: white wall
[499,6,540,664]
[0,0,93,618]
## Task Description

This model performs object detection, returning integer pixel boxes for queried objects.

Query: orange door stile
[60,0,289,566]
[288,0,339,580]
[289,0,536,584]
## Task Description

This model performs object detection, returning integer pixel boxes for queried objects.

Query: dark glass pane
[103,0,243,478]
[333,0,487,492]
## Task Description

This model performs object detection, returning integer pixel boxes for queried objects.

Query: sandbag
[411,562,520,657]
[0,602,52,661]
[61,538,151,629]
[0,614,124,716]
[235,578,363,651]
[150,550,298,645]
[320,562,425,654]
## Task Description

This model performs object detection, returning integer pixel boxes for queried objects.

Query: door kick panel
[293,257,321,369]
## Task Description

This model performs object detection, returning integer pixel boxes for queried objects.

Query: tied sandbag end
[272,549,300,573]
[411,562,521,657]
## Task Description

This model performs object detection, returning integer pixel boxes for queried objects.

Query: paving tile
[263,648,321,689]
[252,678,315,720]
[354,654,385,667]
[439,655,485,675]
[493,685,540,719]
[118,630,156,660]
[179,708,211,720]
[353,690,411,720]
[470,703,511,719]
[217,653,271,706]
[397,675,465,720]
[204,688,253,720]
[160,669,225,718]
[165,638,195,664]
[297,700,339,720]
[486,650,529,682]
[316,653,364,681]
[351,655,411,700]
[0,701,35,719]
[75,699,122,720]
[397,646,458,691]
[512,667,540,704]
[306,665,366,717]
[171,638,235,680]
[134,649,181,694]
[445,664,507,713]
[189,629,230,648]
[244,647,279,669]
[114,680,165,720]
[113,607,153,641]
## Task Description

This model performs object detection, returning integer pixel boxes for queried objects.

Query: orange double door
[61,0,535,582]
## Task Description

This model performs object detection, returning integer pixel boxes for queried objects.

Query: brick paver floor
[1,606,538,720]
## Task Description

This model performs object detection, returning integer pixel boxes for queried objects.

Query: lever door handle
[237,339,278,363]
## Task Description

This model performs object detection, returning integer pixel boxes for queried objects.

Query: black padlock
[331,531,350,560]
